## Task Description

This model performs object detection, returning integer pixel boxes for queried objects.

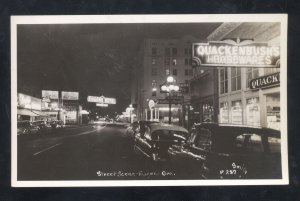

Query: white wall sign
[18,93,41,111]
[42,90,59,99]
[62,91,79,100]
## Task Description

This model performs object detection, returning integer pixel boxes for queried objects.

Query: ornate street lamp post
[161,75,179,124]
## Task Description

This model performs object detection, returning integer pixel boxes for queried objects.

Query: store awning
[17,109,46,117]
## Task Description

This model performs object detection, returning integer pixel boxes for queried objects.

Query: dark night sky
[17,23,221,114]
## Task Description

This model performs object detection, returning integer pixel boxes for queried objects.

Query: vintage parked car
[32,120,51,130]
[167,123,281,179]
[17,121,40,135]
[50,120,65,129]
[134,123,188,162]
[126,120,159,138]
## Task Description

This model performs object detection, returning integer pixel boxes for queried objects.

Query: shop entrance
[266,93,280,130]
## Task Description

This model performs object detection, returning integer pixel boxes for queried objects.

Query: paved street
[17,125,179,180]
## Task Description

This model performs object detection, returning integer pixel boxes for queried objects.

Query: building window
[189,58,192,65]
[202,102,214,122]
[165,57,170,65]
[185,58,188,65]
[151,68,157,76]
[151,58,156,65]
[185,69,189,76]
[220,68,228,94]
[173,69,177,76]
[165,48,170,56]
[188,47,192,55]
[189,69,193,76]
[264,67,280,75]
[172,48,177,56]
[184,48,188,55]
[151,47,157,55]
[166,69,170,76]
[246,68,259,88]
[172,58,177,66]
[231,67,241,91]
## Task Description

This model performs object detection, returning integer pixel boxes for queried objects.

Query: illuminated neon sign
[192,40,280,68]
[250,72,280,89]
[87,96,116,104]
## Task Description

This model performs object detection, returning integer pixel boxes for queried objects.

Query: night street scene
[12,16,287,184]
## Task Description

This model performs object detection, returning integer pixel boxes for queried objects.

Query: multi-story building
[205,22,281,130]
[132,36,199,126]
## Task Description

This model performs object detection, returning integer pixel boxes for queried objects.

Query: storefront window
[231,67,241,91]
[246,97,260,126]
[220,102,229,123]
[220,68,228,94]
[246,68,259,88]
[231,100,243,124]
[202,102,214,122]
[266,93,280,130]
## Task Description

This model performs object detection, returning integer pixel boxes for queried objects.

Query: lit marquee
[192,40,280,68]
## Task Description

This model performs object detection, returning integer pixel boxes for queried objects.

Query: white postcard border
[11,14,288,187]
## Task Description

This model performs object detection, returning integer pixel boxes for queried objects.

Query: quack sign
[192,40,280,68]
[250,72,280,89]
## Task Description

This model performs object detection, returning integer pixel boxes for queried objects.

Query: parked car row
[17,120,65,135]
[126,121,281,179]
[17,121,40,135]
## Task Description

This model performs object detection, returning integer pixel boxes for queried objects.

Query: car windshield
[151,129,187,141]
[211,131,280,154]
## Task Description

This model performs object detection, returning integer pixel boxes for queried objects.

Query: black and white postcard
[11,14,288,187]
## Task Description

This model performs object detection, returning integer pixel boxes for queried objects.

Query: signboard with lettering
[158,96,183,105]
[96,103,108,107]
[250,72,280,89]
[18,93,42,110]
[42,90,59,99]
[62,91,79,100]
[87,96,116,104]
[192,40,280,68]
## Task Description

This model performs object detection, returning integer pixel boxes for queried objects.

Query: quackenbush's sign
[192,40,280,68]
[250,72,280,89]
